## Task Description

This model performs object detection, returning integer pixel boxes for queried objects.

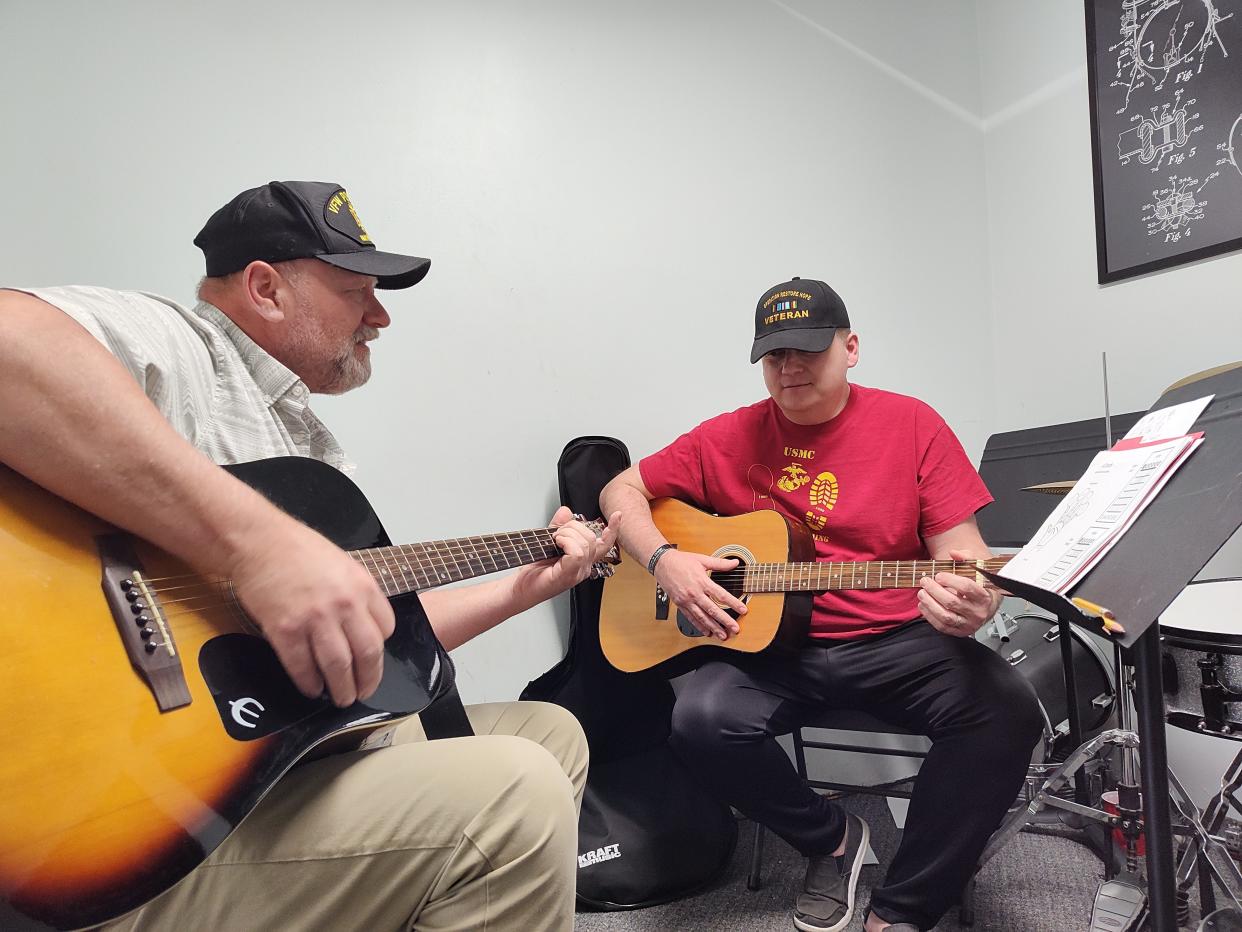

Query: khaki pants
[107,701,587,932]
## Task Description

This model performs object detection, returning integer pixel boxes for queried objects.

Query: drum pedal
[1089,876,1146,931]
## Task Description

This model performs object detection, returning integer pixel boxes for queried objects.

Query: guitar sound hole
[710,566,747,621]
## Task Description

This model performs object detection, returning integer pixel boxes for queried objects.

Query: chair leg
[958,872,977,927]
[748,821,766,890]
[793,727,809,779]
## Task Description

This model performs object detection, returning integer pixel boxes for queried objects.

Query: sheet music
[1001,434,1202,593]
[1120,395,1213,445]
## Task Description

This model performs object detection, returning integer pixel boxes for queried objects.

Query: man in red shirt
[600,278,1042,932]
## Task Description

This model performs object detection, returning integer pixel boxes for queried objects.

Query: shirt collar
[192,301,306,404]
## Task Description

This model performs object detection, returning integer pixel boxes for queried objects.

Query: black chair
[745,711,976,924]
[746,709,928,886]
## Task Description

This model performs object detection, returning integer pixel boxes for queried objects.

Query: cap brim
[318,250,431,290]
[749,327,837,364]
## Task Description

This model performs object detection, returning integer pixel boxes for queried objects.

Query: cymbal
[1164,361,1242,394]
[1021,480,1076,496]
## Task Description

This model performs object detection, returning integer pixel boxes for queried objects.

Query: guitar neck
[740,555,1013,594]
[348,529,563,596]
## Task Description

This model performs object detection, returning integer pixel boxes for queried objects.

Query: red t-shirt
[638,384,993,640]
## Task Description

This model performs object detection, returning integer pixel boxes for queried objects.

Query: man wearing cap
[0,181,618,931]
[600,278,1041,932]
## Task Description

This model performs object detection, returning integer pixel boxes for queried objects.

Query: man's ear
[240,261,287,323]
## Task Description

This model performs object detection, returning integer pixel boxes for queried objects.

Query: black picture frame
[1085,0,1242,284]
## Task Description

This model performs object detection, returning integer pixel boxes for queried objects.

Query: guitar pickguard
[200,635,325,740]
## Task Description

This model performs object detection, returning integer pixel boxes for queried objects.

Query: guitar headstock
[586,525,623,566]
[579,516,622,578]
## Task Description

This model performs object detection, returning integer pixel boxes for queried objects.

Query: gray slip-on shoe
[792,812,871,932]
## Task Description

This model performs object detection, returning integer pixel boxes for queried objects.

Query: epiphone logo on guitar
[228,697,266,729]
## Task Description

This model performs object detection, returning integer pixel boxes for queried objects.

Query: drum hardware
[987,610,1018,641]
[1199,906,1242,930]
[1172,747,1242,926]
[1091,877,1147,932]
[980,638,1240,932]
[1164,652,1242,740]
[1155,579,1242,923]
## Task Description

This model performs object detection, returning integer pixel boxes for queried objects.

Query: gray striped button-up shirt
[21,285,351,472]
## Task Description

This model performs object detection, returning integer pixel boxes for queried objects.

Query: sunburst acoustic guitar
[598,498,1012,673]
[0,456,614,932]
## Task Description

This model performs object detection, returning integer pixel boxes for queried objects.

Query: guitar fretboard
[349,530,562,596]
[738,556,1013,593]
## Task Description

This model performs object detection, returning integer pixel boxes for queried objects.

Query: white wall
[978,0,1242,430]
[1,0,994,703]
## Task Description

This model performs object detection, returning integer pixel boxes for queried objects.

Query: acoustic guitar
[0,456,614,932]
[598,498,1012,673]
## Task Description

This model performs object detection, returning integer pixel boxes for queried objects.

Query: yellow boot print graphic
[804,471,839,534]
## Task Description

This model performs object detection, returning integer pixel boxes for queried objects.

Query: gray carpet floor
[574,795,1109,931]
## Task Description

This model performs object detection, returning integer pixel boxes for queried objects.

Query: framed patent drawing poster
[1085,1,1242,283]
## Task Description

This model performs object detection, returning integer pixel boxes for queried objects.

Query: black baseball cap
[193,181,431,290]
[750,277,850,363]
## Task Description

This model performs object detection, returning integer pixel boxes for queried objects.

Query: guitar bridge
[97,533,192,712]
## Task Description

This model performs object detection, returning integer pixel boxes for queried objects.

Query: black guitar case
[520,436,737,910]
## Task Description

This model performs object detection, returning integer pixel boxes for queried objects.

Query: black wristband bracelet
[647,543,676,575]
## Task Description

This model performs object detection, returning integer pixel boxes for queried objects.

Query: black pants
[669,620,1044,930]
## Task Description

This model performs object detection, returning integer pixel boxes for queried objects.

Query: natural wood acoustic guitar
[598,498,1012,673]
[0,456,614,931]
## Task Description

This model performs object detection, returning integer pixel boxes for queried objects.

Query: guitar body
[599,499,815,673]
[0,457,452,932]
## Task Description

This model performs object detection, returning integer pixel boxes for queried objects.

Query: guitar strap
[418,683,475,739]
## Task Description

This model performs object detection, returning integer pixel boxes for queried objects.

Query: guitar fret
[448,539,477,580]
[380,546,409,591]
[398,544,433,590]
[377,548,401,594]
[467,537,496,577]
[388,546,415,591]
[478,535,501,573]
[451,540,476,581]
[431,540,456,585]
[517,532,537,565]
[365,549,396,596]
[479,534,506,572]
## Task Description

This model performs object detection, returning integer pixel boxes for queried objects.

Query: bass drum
[978,611,1117,760]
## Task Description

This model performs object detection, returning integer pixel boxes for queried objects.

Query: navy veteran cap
[750,277,850,363]
[194,181,430,290]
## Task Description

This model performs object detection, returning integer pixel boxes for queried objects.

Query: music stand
[996,366,1242,931]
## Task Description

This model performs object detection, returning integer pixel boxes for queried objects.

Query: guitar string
[150,559,1013,623]
[144,539,574,618]
[145,556,1012,602]
[140,540,568,594]
[131,515,609,591]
